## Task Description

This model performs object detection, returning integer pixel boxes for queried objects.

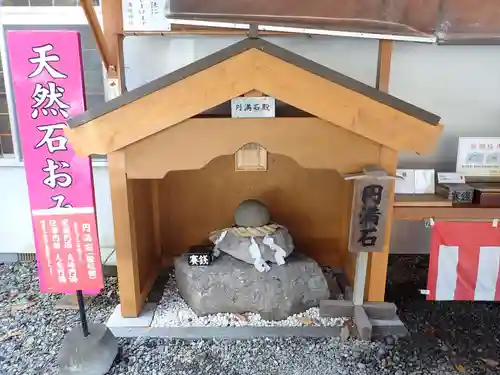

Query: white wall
[123,35,379,89]
[1,35,500,255]
[391,42,500,253]
[392,42,500,170]
[0,165,114,254]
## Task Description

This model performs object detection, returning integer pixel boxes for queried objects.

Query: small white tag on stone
[249,237,270,272]
[263,236,286,265]
[213,230,227,258]
[214,230,227,245]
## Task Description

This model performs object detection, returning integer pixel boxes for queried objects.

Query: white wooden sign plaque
[231,97,276,118]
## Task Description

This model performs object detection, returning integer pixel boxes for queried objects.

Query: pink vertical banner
[6,31,103,294]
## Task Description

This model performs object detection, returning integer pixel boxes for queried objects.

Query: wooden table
[393,194,500,221]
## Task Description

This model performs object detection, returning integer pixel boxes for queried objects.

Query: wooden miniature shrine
[66,37,443,318]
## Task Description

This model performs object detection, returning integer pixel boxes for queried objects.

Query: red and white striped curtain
[427,221,500,301]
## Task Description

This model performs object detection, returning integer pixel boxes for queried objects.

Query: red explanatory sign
[7,30,104,294]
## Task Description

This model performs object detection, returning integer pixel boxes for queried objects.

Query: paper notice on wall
[123,0,172,32]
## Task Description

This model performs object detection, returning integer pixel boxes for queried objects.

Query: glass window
[0,49,14,157]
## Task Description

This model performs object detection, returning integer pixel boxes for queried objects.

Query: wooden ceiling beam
[66,43,443,156]
[79,0,113,72]
[365,38,395,303]
[80,0,125,91]
[100,0,124,80]
[65,52,256,155]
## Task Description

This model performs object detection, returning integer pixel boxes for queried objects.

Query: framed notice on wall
[122,0,172,32]
[456,137,500,176]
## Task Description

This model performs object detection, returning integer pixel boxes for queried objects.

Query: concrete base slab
[371,318,408,339]
[58,323,118,375]
[102,265,117,277]
[55,294,94,310]
[344,286,353,301]
[108,325,342,339]
[363,302,397,320]
[320,298,406,341]
[106,303,156,329]
[354,306,372,341]
[320,300,354,318]
[0,253,19,263]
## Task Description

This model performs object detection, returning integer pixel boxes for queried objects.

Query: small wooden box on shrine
[65,37,443,317]
[471,183,500,207]
[436,183,475,204]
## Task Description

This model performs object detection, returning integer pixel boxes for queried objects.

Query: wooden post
[58,0,124,310]
[81,0,137,313]
[151,180,163,264]
[101,0,126,95]
[108,151,143,317]
[347,166,397,305]
[375,40,393,92]
[80,0,112,71]
[366,39,395,302]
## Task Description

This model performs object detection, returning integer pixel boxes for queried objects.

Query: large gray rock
[175,252,330,320]
[215,227,294,266]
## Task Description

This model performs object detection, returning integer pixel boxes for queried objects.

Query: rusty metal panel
[168,0,500,42]
[168,0,438,36]
[439,0,500,39]
[385,0,440,34]
[170,0,384,19]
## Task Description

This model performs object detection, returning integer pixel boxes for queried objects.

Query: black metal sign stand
[76,290,89,338]
[58,289,119,374]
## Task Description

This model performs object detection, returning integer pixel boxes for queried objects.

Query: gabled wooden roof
[66,37,443,156]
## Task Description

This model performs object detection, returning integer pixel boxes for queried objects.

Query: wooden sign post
[346,165,399,306]
[319,166,403,340]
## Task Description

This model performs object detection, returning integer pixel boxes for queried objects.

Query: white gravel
[0,261,118,375]
[1,259,499,375]
[151,272,346,328]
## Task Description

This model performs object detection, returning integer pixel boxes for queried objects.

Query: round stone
[234,199,270,227]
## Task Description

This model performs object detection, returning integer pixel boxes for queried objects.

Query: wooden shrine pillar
[366,40,396,301]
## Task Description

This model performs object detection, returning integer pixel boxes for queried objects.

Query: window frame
[0,6,108,167]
